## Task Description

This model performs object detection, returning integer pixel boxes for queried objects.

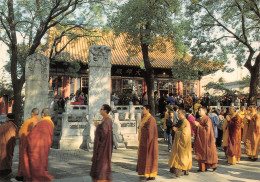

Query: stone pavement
[6,139,260,182]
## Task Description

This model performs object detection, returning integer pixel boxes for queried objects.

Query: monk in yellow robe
[225,107,242,165]
[15,108,41,181]
[24,108,54,182]
[168,108,192,177]
[137,105,158,181]
[194,100,202,115]
[243,105,260,161]
[163,107,169,141]
[222,116,229,154]
[193,107,218,172]
[0,113,18,180]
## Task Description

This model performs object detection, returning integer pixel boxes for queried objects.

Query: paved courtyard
[6,139,260,182]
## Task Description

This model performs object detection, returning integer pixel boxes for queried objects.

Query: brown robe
[23,119,54,182]
[0,121,17,171]
[244,113,260,158]
[90,117,113,181]
[184,96,193,109]
[193,115,218,167]
[226,114,242,158]
[136,116,158,175]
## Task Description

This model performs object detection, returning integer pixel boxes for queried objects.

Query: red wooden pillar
[63,76,70,98]
[179,82,184,96]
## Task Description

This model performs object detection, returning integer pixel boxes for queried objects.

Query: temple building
[45,29,215,99]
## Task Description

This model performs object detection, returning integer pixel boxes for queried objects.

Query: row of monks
[0,104,259,182]
[136,104,260,180]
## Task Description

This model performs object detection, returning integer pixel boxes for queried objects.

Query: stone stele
[88,45,111,142]
[23,53,49,121]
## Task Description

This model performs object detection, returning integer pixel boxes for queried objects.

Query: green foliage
[204,77,242,95]
[116,90,133,105]
[238,75,260,92]
[109,0,187,58]
[238,75,250,88]
[185,0,259,67]
[171,55,224,81]
[0,81,13,97]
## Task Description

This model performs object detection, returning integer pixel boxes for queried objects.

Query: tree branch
[197,3,255,53]
[235,0,248,43]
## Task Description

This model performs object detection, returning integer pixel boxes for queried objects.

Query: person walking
[168,108,192,177]
[193,107,218,172]
[90,104,113,182]
[137,105,158,181]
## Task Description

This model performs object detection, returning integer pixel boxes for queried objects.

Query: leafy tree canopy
[185,0,259,66]
[108,0,187,58]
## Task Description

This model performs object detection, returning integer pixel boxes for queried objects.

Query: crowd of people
[160,103,260,178]
[0,100,259,181]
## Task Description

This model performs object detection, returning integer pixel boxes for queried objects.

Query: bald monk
[137,105,158,181]
[16,108,41,181]
[193,107,218,172]
[225,107,242,165]
[90,104,113,182]
[168,108,192,177]
[24,108,54,182]
[0,113,18,180]
[243,105,260,161]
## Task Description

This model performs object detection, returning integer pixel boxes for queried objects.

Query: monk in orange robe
[225,107,242,165]
[137,105,158,181]
[243,105,260,161]
[193,107,218,172]
[0,113,18,180]
[23,108,54,182]
[90,104,113,182]
[15,108,41,181]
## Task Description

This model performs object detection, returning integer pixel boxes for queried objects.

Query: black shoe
[147,177,155,180]
[184,170,189,175]
[213,167,217,171]
[15,176,24,181]
[251,158,258,161]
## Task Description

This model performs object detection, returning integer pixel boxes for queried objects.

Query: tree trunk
[248,53,260,105]
[141,42,155,116]
[12,85,23,127]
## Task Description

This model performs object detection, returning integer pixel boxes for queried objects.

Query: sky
[0,42,10,83]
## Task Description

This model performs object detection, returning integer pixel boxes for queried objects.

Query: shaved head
[31,108,39,115]
[41,108,50,117]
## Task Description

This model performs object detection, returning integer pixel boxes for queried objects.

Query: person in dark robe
[23,108,54,182]
[0,113,18,180]
[166,110,175,152]
[137,105,158,181]
[225,107,242,165]
[193,107,218,172]
[90,104,113,182]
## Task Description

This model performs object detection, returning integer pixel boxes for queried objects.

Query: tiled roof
[45,29,178,68]
[45,28,222,70]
